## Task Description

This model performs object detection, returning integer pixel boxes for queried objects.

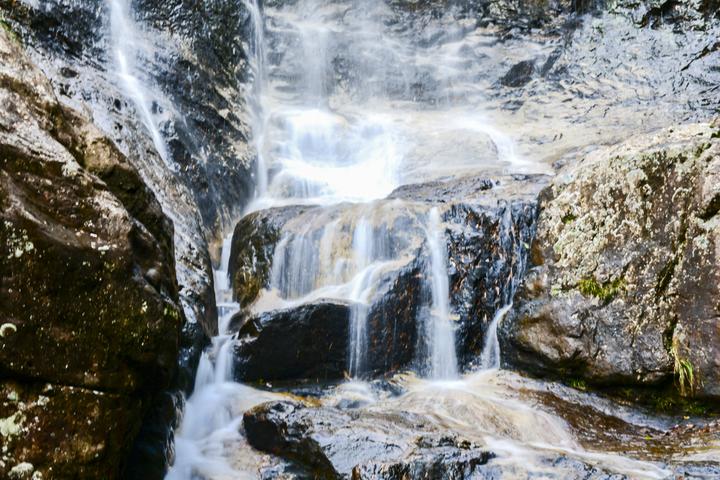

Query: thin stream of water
[109,0,171,168]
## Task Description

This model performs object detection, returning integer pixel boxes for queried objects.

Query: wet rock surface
[234,300,352,382]
[229,205,315,307]
[501,124,720,398]
[0,1,261,475]
[0,0,257,348]
[2,0,256,236]
[231,257,425,382]
[445,199,538,368]
[244,400,496,480]
[230,175,543,380]
[0,27,183,478]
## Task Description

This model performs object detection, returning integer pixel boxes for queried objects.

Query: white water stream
[109,0,172,168]
[123,0,692,478]
[425,207,459,380]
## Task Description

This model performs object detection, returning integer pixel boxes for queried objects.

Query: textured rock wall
[501,123,720,399]
[0,27,183,478]
[0,2,261,475]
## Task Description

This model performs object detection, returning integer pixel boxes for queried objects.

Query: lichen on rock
[501,124,720,398]
[0,25,184,479]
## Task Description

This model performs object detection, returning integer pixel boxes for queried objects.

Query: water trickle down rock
[227,173,545,382]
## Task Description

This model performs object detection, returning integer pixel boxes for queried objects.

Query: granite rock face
[501,124,720,399]
[0,27,183,478]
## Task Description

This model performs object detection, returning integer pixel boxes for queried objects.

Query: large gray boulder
[501,123,720,399]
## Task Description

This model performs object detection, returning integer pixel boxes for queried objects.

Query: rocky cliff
[0,27,183,478]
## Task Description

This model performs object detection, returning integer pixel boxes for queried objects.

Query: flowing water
[424,207,459,380]
[161,1,719,478]
[109,0,172,168]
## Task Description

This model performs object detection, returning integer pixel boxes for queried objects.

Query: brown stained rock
[228,205,313,307]
[501,124,720,399]
[0,27,183,478]
[0,381,140,479]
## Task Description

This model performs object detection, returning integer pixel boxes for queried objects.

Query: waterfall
[165,238,245,480]
[240,0,270,198]
[424,208,459,380]
[108,0,172,168]
[348,217,374,377]
[479,303,512,370]
[478,204,530,370]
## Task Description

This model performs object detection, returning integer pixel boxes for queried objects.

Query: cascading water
[109,0,172,168]
[479,204,532,370]
[162,1,683,478]
[240,0,270,197]
[424,208,459,379]
[167,238,272,480]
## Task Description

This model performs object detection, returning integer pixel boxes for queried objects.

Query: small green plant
[561,212,577,224]
[568,378,587,391]
[577,277,625,302]
[0,11,20,44]
[672,340,696,397]
[675,357,695,397]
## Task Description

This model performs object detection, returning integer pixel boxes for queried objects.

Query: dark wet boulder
[500,59,536,87]
[500,124,720,399]
[233,301,352,382]
[445,200,538,368]
[232,253,425,382]
[0,27,183,478]
[229,205,315,307]
[231,257,426,383]
[243,401,495,480]
[364,258,424,376]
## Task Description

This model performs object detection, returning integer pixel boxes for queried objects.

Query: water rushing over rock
[424,208,459,379]
[109,0,170,167]
[3,0,720,477]
[164,0,720,479]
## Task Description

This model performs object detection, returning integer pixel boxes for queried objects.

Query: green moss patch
[577,277,625,301]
